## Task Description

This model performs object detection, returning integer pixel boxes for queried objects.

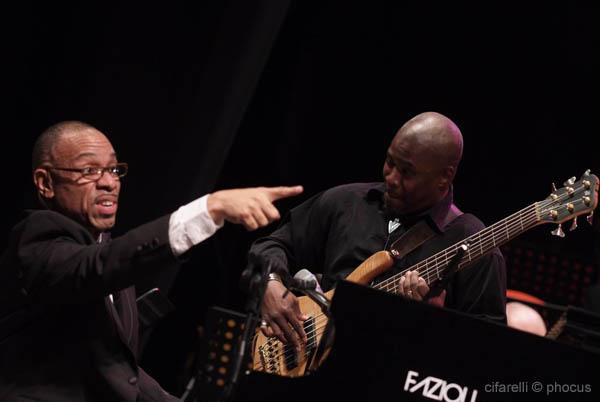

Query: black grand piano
[230,281,600,402]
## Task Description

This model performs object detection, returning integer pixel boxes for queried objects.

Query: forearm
[248,236,294,278]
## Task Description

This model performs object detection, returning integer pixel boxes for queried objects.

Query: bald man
[0,121,302,401]
[249,111,506,350]
[506,302,547,336]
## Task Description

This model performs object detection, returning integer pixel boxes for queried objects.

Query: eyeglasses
[49,163,129,180]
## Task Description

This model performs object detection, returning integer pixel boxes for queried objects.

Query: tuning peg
[569,217,578,231]
[551,182,557,192]
[551,223,566,238]
[584,169,591,177]
[587,210,594,225]
[563,177,576,186]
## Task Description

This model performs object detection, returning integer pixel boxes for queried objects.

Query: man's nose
[385,168,401,187]
[96,170,119,189]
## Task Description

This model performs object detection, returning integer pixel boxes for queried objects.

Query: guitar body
[252,251,395,377]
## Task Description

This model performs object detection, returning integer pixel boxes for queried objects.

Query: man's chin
[92,216,116,232]
[383,196,407,216]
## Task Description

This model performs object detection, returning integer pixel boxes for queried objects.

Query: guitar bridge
[258,339,282,375]
[258,316,317,374]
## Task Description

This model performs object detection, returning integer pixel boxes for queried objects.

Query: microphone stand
[288,280,332,375]
[219,262,270,402]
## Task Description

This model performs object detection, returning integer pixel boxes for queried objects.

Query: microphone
[291,269,330,315]
[293,269,323,293]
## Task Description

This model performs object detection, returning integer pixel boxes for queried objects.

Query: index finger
[265,185,304,201]
[272,314,301,348]
[416,277,429,297]
[287,311,307,344]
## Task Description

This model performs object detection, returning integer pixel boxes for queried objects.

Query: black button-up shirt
[249,182,506,323]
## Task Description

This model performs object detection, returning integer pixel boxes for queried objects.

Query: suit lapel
[99,231,132,346]
[105,294,129,346]
[113,288,134,344]
[106,289,136,345]
[98,233,137,354]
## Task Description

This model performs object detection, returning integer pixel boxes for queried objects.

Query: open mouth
[95,197,118,216]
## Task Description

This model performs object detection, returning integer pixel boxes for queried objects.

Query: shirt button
[151,237,160,247]
[128,376,138,384]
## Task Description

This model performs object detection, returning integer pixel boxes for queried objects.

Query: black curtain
[4,0,600,395]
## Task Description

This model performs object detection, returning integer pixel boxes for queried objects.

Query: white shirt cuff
[168,194,224,257]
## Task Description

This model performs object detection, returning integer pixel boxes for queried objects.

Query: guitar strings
[252,314,330,371]
[253,183,591,372]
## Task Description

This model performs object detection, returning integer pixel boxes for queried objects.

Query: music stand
[181,306,248,402]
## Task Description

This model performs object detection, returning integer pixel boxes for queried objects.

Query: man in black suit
[0,121,302,401]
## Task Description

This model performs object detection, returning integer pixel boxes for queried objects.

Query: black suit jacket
[0,210,182,402]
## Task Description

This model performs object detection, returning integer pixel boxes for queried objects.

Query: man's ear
[438,166,455,190]
[33,168,55,200]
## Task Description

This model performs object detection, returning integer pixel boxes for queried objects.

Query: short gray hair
[32,120,95,170]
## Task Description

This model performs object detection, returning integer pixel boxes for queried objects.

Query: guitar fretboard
[373,203,541,293]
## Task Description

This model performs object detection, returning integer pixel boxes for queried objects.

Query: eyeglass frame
[47,163,129,180]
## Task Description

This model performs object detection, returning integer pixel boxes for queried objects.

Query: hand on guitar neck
[260,280,309,351]
[397,270,446,307]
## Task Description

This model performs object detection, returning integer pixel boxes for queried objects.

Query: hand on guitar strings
[398,270,446,307]
[260,280,309,351]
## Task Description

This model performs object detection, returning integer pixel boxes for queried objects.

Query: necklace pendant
[388,218,400,234]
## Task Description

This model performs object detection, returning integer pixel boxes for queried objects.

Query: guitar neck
[371,172,598,293]
[374,203,541,291]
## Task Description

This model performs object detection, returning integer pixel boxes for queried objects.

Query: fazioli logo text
[404,370,479,402]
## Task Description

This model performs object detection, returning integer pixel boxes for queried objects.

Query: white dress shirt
[168,194,224,256]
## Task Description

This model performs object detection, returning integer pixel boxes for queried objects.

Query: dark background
[3,0,600,395]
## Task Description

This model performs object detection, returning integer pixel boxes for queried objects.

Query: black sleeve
[15,211,179,304]
[247,191,333,282]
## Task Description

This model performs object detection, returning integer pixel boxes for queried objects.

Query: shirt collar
[97,232,112,244]
[367,183,454,233]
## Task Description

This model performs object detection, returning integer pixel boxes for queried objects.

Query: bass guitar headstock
[536,170,599,237]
